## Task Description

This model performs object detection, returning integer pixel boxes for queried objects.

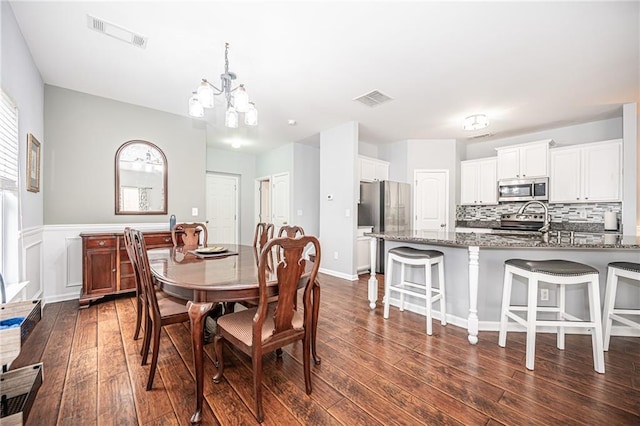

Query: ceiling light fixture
[463,114,489,131]
[188,43,257,128]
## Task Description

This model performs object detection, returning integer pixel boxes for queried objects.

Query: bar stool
[383,247,446,335]
[603,262,640,350]
[498,259,605,374]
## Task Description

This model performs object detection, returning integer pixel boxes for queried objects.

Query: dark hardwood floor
[12,273,640,425]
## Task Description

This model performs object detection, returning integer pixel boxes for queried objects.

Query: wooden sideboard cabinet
[80,230,174,307]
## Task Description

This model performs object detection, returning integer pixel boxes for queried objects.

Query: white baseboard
[45,292,80,305]
[319,268,358,281]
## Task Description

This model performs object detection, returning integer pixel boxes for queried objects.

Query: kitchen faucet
[517,200,550,232]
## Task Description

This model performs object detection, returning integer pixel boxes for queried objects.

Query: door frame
[255,172,291,229]
[413,169,450,231]
[206,172,240,245]
[254,175,271,225]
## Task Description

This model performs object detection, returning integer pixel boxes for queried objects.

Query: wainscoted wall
[42,223,168,304]
[10,227,45,302]
[457,202,622,227]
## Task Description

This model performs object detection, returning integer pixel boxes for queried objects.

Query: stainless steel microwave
[498,177,549,202]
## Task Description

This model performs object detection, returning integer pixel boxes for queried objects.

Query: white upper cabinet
[496,140,551,180]
[359,156,389,182]
[460,157,498,205]
[549,139,622,203]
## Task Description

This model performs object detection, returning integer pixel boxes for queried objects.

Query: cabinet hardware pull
[98,241,105,246]
[164,237,171,242]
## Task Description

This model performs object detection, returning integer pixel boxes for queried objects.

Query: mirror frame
[115,140,168,215]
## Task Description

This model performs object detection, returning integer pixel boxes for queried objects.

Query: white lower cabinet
[357,237,371,273]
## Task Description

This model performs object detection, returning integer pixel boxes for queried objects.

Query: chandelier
[188,43,258,128]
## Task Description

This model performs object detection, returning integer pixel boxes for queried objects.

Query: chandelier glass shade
[188,92,204,117]
[188,43,257,127]
[245,103,258,126]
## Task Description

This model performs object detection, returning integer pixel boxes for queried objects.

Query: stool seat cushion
[388,247,444,259]
[608,262,640,273]
[505,259,598,276]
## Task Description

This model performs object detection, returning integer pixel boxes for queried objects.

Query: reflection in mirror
[115,140,167,215]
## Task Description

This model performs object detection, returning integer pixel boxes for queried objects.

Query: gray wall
[358,141,378,158]
[379,141,408,183]
[622,103,638,233]
[44,85,206,224]
[320,122,359,278]
[256,143,293,178]
[206,148,256,245]
[293,143,320,237]
[2,2,44,230]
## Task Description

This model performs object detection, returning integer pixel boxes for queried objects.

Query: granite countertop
[456,220,621,234]
[367,230,640,249]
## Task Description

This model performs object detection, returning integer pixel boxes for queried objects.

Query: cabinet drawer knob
[112,269,116,272]
[164,237,171,242]
[98,241,106,246]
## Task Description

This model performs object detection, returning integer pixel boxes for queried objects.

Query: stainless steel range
[498,213,546,232]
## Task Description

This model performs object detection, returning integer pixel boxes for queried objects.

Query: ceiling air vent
[87,14,148,49]
[467,133,493,140]
[353,90,393,107]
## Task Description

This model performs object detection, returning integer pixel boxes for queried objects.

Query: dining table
[147,243,320,425]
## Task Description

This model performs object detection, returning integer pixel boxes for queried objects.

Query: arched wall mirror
[115,140,167,215]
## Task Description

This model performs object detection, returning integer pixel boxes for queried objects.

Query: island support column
[368,237,378,309]
[467,246,480,344]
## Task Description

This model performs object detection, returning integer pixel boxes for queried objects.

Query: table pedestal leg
[368,237,378,310]
[187,301,214,425]
[467,246,480,345]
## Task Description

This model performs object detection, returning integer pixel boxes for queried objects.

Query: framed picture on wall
[26,133,41,193]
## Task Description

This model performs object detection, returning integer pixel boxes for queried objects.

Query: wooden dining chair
[277,224,304,238]
[275,225,321,365]
[213,235,321,423]
[276,225,304,261]
[253,222,275,277]
[123,227,146,342]
[130,229,190,390]
[253,223,274,251]
[171,222,208,247]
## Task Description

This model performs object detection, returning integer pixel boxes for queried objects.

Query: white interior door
[414,170,449,231]
[271,172,290,230]
[260,179,271,223]
[206,173,238,244]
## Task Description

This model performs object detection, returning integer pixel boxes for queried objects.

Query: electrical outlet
[333,251,339,260]
[578,210,587,219]
[540,289,549,301]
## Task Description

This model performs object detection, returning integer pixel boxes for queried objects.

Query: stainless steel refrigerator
[358,180,411,273]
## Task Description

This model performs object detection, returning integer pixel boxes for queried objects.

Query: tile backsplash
[456,202,622,225]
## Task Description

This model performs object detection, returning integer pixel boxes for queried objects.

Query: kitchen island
[367,230,640,344]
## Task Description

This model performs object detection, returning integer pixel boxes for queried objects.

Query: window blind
[0,90,19,190]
